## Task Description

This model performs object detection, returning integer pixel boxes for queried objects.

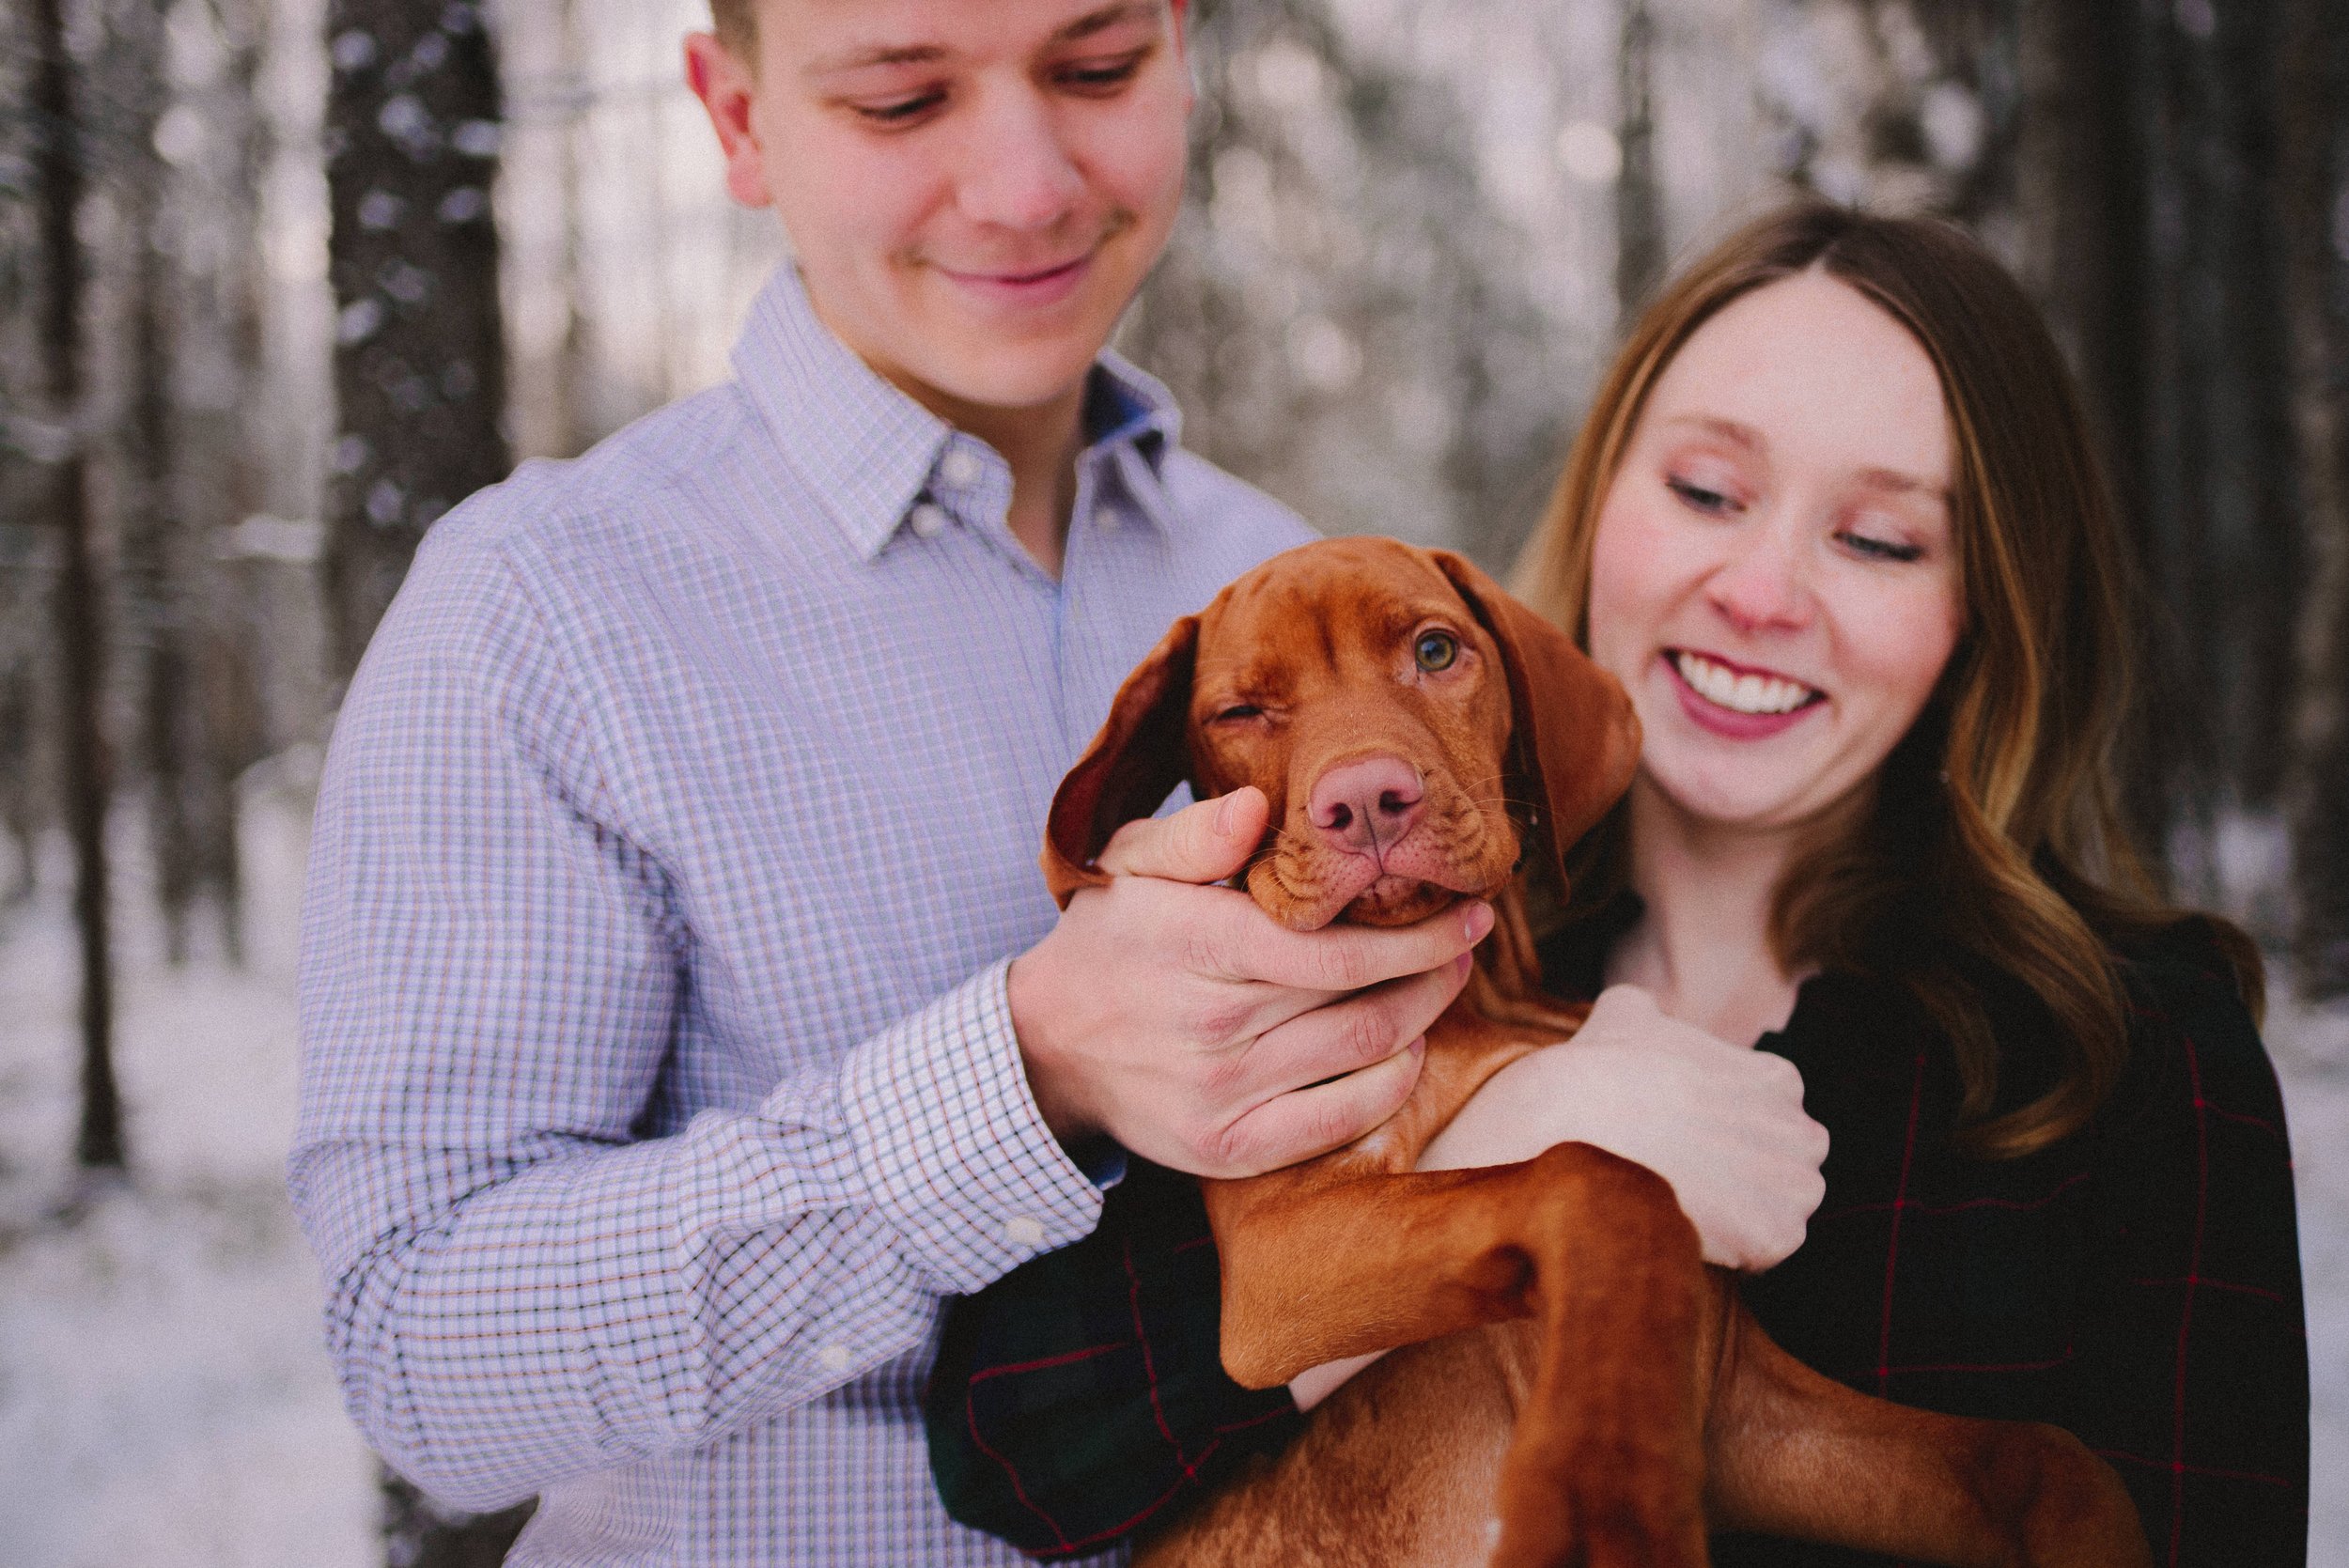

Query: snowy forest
[2,0,2345,1563]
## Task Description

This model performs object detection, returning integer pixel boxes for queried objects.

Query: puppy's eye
[1214,704,1264,723]
[1414,630,1460,673]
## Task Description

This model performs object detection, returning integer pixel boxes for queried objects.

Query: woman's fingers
[1414,986,1831,1270]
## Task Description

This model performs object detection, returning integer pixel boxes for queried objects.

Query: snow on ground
[2272,987,2349,1566]
[0,755,376,1568]
[0,767,2343,1566]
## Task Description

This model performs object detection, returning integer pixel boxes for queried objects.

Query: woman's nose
[1705,522,1813,633]
[957,88,1087,232]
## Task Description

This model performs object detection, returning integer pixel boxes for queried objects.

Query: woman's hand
[1417,984,1829,1271]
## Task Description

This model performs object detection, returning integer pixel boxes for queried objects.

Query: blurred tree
[104,0,218,966]
[1124,0,1564,570]
[28,0,124,1171]
[2016,0,2303,910]
[2281,0,2349,1000]
[322,0,525,1555]
[1615,0,1663,318]
[159,0,277,967]
[320,0,508,681]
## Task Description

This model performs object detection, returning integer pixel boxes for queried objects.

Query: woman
[926,203,2309,1565]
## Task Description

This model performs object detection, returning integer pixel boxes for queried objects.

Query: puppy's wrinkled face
[1186,537,1524,930]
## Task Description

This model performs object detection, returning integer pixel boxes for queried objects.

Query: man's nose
[1705,520,1813,633]
[957,88,1087,232]
[1308,755,1425,857]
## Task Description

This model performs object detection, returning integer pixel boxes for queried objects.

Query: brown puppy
[1042,536,2150,1568]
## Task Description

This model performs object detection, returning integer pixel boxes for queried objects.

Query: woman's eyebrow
[1658,413,1764,451]
[1854,465,1949,501]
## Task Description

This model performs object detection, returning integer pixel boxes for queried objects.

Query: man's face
[688,0,1191,415]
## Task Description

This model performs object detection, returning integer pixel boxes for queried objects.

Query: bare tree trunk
[1614,0,1663,322]
[30,0,124,1172]
[174,0,277,968]
[324,1,522,1554]
[2015,1,2206,888]
[2281,0,2349,998]
[106,0,211,965]
[320,0,509,683]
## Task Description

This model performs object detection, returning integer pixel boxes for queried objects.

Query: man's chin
[883,318,1115,419]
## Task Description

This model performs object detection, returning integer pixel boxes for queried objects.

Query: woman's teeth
[1672,651,1818,716]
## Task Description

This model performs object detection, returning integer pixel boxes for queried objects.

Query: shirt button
[818,1343,852,1374]
[1004,1216,1046,1249]
[909,503,950,539]
[1096,505,1121,534]
[938,447,982,489]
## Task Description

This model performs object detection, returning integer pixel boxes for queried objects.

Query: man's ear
[684,33,771,209]
[1428,551,1640,892]
[1042,615,1201,908]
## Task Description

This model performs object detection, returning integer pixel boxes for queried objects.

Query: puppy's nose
[1309,755,1426,856]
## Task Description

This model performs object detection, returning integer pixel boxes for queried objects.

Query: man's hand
[1416,985,1828,1270]
[1009,787,1488,1179]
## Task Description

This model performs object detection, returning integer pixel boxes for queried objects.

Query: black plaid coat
[925,922,2309,1565]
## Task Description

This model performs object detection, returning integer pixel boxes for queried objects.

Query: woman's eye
[1214,704,1264,723]
[1837,529,1926,564]
[1665,474,1736,515]
[1414,630,1460,673]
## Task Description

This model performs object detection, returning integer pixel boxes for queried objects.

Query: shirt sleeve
[288,528,1106,1511]
[2065,948,2310,1565]
[925,1158,1302,1560]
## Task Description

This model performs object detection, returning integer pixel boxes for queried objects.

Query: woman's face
[1586,271,1966,839]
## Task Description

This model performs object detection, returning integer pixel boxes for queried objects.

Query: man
[291,3,1823,1562]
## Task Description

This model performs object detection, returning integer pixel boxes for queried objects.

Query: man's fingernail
[1463,901,1495,942]
[1214,792,1240,837]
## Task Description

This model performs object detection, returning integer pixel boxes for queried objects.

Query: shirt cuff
[832,959,1106,1294]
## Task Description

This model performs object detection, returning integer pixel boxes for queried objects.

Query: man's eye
[1665,474,1734,515]
[1414,630,1460,673]
[1213,704,1264,722]
[1055,51,1148,93]
[851,90,946,125]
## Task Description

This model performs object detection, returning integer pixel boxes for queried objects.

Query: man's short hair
[711,0,754,54]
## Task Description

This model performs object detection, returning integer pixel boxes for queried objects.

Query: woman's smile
[1665,648,1825,737]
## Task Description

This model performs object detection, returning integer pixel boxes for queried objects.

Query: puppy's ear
[1429,550,1641,892]
[1042,614,1201,908]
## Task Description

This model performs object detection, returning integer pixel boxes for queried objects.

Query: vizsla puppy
[1041,536,2150,1568]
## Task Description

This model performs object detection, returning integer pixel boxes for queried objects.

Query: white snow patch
[0,778,377,1568]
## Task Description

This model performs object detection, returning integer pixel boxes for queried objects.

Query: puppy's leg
[1205,1142,1711,1568]
[1703,1302,2152,1568]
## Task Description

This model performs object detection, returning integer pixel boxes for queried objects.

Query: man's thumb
[1096,787,1267,884]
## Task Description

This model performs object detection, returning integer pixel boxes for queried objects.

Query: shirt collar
[733,266,1184,560]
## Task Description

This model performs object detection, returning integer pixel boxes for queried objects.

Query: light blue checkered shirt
[290,265,1311,1564]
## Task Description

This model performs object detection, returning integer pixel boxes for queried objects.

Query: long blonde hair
[1517,202,2260,1158]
